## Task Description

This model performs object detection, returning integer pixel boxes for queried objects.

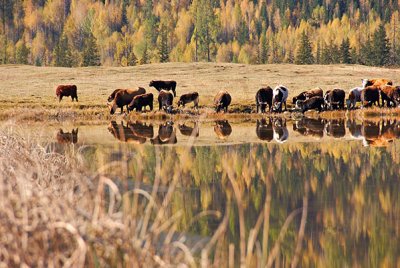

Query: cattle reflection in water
[56,128,78,144]
[179,122,199,137]
[273,118,289,143]
[151,121,177,145]
[108,121,153,144]
[256,118,274,141]
[293,118,325,138]
[361,120,400,147]
[325,119,346,138]
[214,120,232,140]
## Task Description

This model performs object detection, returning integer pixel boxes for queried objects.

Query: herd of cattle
[54,118,400,147]
[55,78,400,114]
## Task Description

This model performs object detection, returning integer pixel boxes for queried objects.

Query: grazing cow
[214,91,232,113]
[56,85,78,102]
[292,87,323,104]
[293,118,324,138]
[256,118,273,141]
[325,119,346,138]
[273,118,289,143]
[158,90,174,113]
[295,96,324,113]
[272,85,289,112]
[107,121,146,144]
[362,78,393,88]
[56,128,78,144]
[177,92,199,109]
[149,80,177,97]
[108,87,146,114]
[179,122,199,137]
[361,86,380,108]
[324,89,345,110]
[107,89,122,102]
[129,121,154,139]
[347,87,363,109]
[214,120,232,139]
[380,85,400,107]
[255,87,273,113]
[128,93,154,112]
[151,122,177,145]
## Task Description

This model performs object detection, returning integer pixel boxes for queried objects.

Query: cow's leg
[159,101,162,110]
[256,104,259,113]
[59,95,63,102]
[284,101,287,111]
[173,89,176,97]
[120,106,124,114]
[150,103,153,111]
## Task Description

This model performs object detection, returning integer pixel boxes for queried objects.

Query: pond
[22,117,400,266]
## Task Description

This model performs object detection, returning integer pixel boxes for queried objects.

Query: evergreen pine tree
[330,43,341,63]
[82,33,100,66]
[16,40,29,64]
[295,31,314,64]
[140,42,149,65]
[372,24,390,66]
[259,32,268,64]
[53,35,73,67]
[340,38,351,64]
[158,24,169,62]
[359,37,374,66]
[316,42,321,64]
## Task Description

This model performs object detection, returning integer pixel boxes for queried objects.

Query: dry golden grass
[2,63,400,121]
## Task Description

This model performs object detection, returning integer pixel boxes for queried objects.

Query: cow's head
[108,102,117,115]
[107,94,114,102]
[362,79,371,88]
[177,99,183,107]
[149,80,154,87]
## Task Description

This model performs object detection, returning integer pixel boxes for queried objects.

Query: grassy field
[2,62,400,121]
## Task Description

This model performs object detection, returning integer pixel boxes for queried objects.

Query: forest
[1,0,400,67]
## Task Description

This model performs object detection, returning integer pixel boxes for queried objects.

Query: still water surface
[34,118,400,266]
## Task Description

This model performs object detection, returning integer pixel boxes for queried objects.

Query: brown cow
[178,92,199,109]
[256,87,273,113]
[149,80,177,97]
[296,96,324,113]
[362,78,393,88]
[214,91,232,113]
[380,85,400,107]
[56,85,78,102]
[158,90,174,113]
[214,120,232,139]
[128,93,154,112]
[292,87,323,104]
[324,89,345,110]
[107,89,122,102]
[56,128,78,144]
[108,87,146,114]
[361,86,380,108]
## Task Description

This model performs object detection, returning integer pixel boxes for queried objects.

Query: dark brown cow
[108,87,146,114]
[129,121,154,138]
[324,89,345,110]
[107,121,146,144]
[128,93,153,112]
[179,122,199,137]
[151,122,177,145]
[256,118,273,141]
[214,120,232,139]
[158,90,174,113]
[292,87,323,104]
[380,85,400,107]
[56,85,78,102]
[149,80,177,97]
[178,92,199,109]
[214,91,232,113]
[56,128,78,144]
[255,87,273,113]
[361,86,380,108]
[295,96,324,113]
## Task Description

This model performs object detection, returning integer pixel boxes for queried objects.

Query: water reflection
[256,118,273,141]
[178,122,199,137]
[151,121,177,145]
[56,128,78,144]
[104,118,400,147]
[214,120,232,140]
